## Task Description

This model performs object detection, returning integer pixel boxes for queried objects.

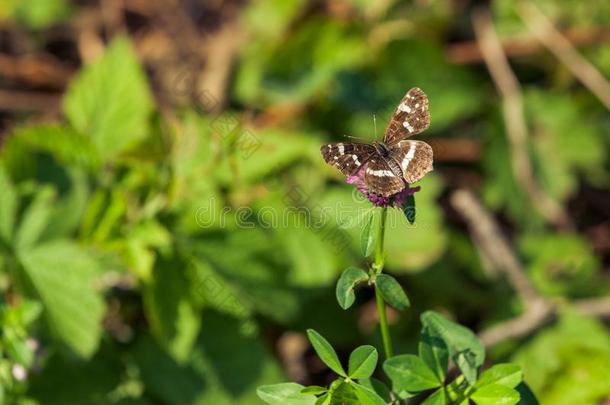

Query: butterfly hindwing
[364,158,405,197]
[383,87,430,145]
[321,143,375,176]
[389,140,434,184]
[320,88,433,197]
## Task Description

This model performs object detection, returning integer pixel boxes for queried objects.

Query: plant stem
[374,207,387,274]
[374,207,393,359]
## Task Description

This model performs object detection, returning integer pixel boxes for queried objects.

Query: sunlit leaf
[421,388,446,405]
[419,324,449,383]
[471,383,520,405]
[383,354,441,394]
[348,345,378,379]
[421,311,485,385]
[14,186,55,250]
[352,383,387,405]
[301,386,327,395]
[357,378,391,403]
[306,329,346,377]
[257,383,317,405]
[64,37,154,159]
[336,267,369,310]
[375,274,410,310]
[18,240,105,358]
[476,364,523,389]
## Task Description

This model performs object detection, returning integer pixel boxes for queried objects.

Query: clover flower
[346,163,420,208]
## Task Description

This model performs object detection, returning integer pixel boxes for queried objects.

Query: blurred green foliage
[0,0,609,404]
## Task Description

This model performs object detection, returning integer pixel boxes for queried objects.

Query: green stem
[373,207,393,359]
[374,207,387,274]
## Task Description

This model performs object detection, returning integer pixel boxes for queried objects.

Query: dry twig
[517,2,610,110]
[472,8,572,230]
[451,189,610,348]
[0,89,62,113]
[451,189,540,305]
[447,26,610,64]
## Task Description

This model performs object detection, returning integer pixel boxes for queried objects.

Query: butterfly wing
[389,140,433,184]
[364,157,405,197]
[383,87,430,145]
[320,142,376,176]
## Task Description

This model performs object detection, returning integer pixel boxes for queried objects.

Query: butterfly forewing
[389,140,434,184]
[320,88,433,197]
[364,158,405,197]
[321,143,375,176]
[383,88,430,145]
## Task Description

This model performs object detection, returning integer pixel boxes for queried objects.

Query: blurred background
[0,0,609,404]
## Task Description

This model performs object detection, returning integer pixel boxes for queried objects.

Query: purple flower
[347,163,420,208]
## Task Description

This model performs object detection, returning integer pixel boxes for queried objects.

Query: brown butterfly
[321,88,433,197]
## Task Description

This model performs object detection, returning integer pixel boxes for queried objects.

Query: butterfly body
[321,88,434,197]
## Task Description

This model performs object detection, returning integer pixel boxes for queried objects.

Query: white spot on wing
[398,102,411,113]
[352,155,361,166]
[338,144,345,154]
[403,121,414,133]
[367,169,394,177]
[401,142,417,171]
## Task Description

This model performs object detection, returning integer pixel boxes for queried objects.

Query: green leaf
[282,223,337,287]
[257,383,317,405]
[419,325,449,383]
[5,125,100,172]
[455,350,478,385]
[421,389,447,405]
[0,166,17,245]
[315,393,331,405]
[352,383,387,405]
[476,364,523,389]
[471,384,520,405]
[143,257,201,363]
[335,267,369,310]
[11,0,71,29]
[383,354,441,394]
[191,232,299,323]
[358,378,391,403]
[39,169,89,241]
[245,0,306,40]
[28,346,122,404]
[361,210,375,257]
[327,380,359,404]
[515,382,539,405]
[63,37,154,159]
[375,274,410,310]
[421,311,485,384]
[348,345,378,379]
[14,186,55,250]
[402,194,416,225]
[18,240,105,358]
[512,311,610,404]
[301,386,327,395]
[307,329,346,377]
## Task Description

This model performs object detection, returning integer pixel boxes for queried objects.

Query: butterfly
[321,88,433,197]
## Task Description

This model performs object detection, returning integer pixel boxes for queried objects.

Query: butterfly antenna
[342,134,365,141]
[373,113,378,138]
